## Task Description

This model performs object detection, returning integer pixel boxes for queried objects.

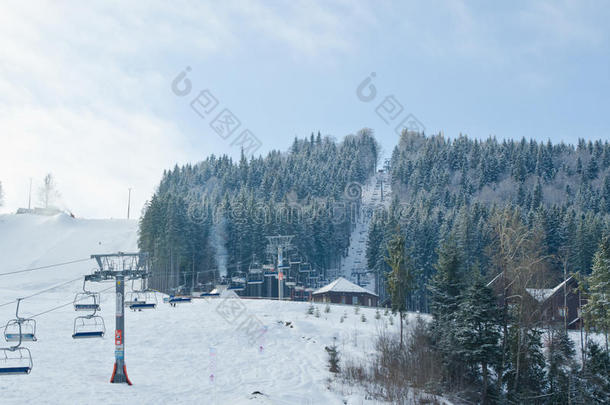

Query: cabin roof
[313,277,378,296]
[525,276,576,303]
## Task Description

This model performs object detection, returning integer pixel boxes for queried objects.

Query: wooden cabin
[487,273,585,330]
[312,277,378,307]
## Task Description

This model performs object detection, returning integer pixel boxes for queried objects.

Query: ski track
[340,172,391,292]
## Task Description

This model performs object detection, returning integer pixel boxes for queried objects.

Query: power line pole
[127,188,132,219]
[28,178,32,210]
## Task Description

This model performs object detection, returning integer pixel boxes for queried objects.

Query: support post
[110,273,131,385]
[278,247,283,301]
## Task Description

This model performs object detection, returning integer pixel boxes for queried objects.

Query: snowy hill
[0,213,439,404]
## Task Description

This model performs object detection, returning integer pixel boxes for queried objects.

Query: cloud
[0,0,372,217]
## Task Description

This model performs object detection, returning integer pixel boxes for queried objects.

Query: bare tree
[488,207,551,394]
[38,173,60,208]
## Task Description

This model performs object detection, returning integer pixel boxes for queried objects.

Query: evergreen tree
[428,237,465,388]
[385,229,414,347]
[584,237,610,350]
[581,341,610,403]
[455,276,502,404]
[504,328,547,404]
[546,329,577,404]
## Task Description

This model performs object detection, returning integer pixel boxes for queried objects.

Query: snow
[0,213,441,405]
[313,277,377,296]
[339,172,391,291]
[525,288,555,302]
[526,277,576,303]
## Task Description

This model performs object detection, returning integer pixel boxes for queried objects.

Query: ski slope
[0,213,443,405]
[340,171,392,292]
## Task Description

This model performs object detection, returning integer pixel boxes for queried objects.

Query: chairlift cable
[0,258,92,277]
[30,286,114,319]
[0,276,85,309]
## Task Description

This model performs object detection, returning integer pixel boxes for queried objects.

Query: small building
[312,277,378,307]
[487,273,585,330]
[526,277,585,330]
[16,207,63,216]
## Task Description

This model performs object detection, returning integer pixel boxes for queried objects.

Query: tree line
[138,130,379,291]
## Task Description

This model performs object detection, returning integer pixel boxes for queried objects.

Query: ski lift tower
[265,235,294,301]
[88,252,150,385]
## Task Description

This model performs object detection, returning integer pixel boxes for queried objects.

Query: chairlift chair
[289,254,301,266]
[4,319,36,342]
[0,347,32,375]
[73,280,100,311]
[248,262,263,274]
[299,262,312,273]
[72,314,105,339]
[263,264,275,277]
[126,291,157,311]
[0,300,34,375]
[228,279,245,292]
[168,295,192,304]
[285,275,297,287]
[247,272,264,285]
[4,299,37,343]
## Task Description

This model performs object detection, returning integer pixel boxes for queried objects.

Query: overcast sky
[1,1,609,218]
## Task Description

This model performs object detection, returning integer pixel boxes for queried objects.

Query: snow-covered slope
[0,213,441,405]
[340,171,392,292]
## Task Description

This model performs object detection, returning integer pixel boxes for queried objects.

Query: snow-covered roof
[312,277,378,296]
[525,277,575,303]
[525,288,554,302]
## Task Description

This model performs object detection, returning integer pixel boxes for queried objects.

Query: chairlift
[125,279,157,310]
[247,259,264,285]
[228,274,246,291]
[0,300,34,375]
[4,320,36,342]
[299,262,312,273]
[289,254,301,266]
[126,292,157,310]
[247,272,264,285]
[72,314,105,339]
[263,264,276,277]
[73,279,100,312]
[168,295,192,304]
[4,299,37,342]
[285,275,297,287]
[0,347,32,375]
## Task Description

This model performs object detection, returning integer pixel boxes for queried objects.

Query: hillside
[138,130,380,294]
[366,133,610,310]
[0,213,441,405]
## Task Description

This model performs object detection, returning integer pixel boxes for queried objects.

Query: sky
[0,0,609,218]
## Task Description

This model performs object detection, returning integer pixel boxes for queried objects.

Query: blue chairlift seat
[129,302,156,310]
[72,315,105,340]
[5,333,36,342]
[72,331,104,339]
[74,303,100,311]
[169,296,191,304]
[4,318,37,343]
[0,366,31,375]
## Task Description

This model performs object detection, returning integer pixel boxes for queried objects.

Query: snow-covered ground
[0,213,433,405]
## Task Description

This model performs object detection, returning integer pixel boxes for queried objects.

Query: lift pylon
[87,252,150,385]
